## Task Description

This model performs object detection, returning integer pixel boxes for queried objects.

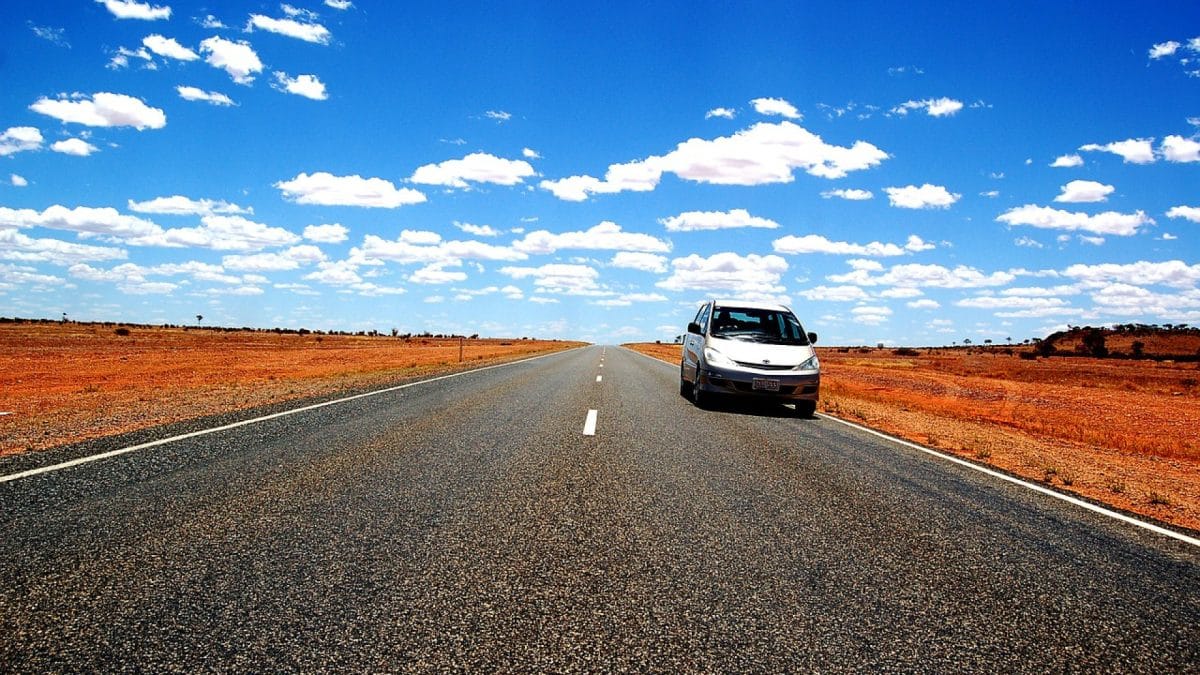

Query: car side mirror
[687,322,702,334]
[807,332,818,344]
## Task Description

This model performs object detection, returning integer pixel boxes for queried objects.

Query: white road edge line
[0,347,586,485]
[619,346,1200,549]
[583,409,598,436]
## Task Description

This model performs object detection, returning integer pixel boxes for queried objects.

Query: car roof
[710,298,792,313]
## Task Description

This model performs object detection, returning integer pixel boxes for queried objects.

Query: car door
[682,302,710,382]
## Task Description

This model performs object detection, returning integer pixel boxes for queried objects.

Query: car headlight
[793,355,820,372]
[703,346,736,367]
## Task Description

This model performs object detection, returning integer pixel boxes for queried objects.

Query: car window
[711,307,809,345]
[697,303,711,333]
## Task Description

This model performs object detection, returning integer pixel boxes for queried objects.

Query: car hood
[708,337,815,366]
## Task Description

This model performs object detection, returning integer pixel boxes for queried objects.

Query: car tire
[680,372,691,399]
[692,376,708,409]
[794,400,817,418]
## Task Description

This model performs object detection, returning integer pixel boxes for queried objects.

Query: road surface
[1,345,1197,671]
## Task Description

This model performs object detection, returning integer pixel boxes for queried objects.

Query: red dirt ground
[0,323,583,457]
[626,342,1200,533]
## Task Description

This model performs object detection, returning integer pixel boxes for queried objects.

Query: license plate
[752,378,780,392]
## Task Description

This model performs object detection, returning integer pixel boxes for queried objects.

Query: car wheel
[679,368,691,399]
[794,400,817,418]
[692,376,708,409]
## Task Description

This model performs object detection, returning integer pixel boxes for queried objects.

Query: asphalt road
[1,345,1197,672]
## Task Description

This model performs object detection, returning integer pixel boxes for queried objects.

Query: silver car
[680,299,820,417]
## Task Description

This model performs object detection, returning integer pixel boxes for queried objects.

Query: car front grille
[732,360,795,371]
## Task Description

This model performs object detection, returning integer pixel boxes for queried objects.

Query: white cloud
[997,205,1153,236]
[851,305,892,325]
[10,174,28,187]
[356,234,525,264]
[750,97,801,119]
[223,245,327,272]
[275,172,427,207]
[656,252,788,299]
[1014,236,1043,248]
[522,147,541,159]
[885,184,960,209]
[1063,260,1200,289]
[513,221,670,254]
[200,36,264,85]
[50,138,99,156]
[305,259,361,285]
[96,0,170,20]
[828,262,1016,289]
[1166,205,1200,223]
[796,285,870,302]
[609,251,668,273]
[1161,135,1200,163]
[1149,41,1181,59]
[0,127,43,156]
[0,205,163,240]
[108,46,153,70]
[176,86,234,106]
[773,234,905,257]
[1079,138,1156,164]
[659,208,780,232]
[1077,235,1106,246]
[303,223,348,243]
[454,222,500,237]
[0,229,127,265]
[1050,154,1083,168]
[821,188,873,200]
[247,14,331,44]
[325,0,353,9]
[140,215,301,251]
[127,195,250,216]
[273,72,328,100]
[891,97,963,117]
[499,263,605,296]
[540,121,888,201]
[410,262,468,284]
[143,34,198,60]
[29,24,70,48]
[594,292,669,307]
[199,15,225,28]
[30,92,166,130]
[0,263,69,289]
[484,110,512,122]
[1054,179,1114,203]
[410,152,535,188]
[705,107,735,119]
[906,299,940,309]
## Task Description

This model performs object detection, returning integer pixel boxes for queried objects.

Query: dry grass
[624,342,1200,532]
[0,323,584,457]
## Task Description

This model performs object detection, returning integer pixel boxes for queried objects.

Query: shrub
[892,347,920,357]
[1019,351,1038,360]
[114,327,131,336]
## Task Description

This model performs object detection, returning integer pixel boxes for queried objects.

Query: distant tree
[1131,340,1145,359]
[1006,336,1012,344]
[963,338,973,345]
[1035,339,1057,358]
[61,312,68,323]
[984,339,993,345]
[196,314,203,325]
[1081,327,1108,358]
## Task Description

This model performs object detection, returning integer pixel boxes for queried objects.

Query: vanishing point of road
[1,346,1197,671]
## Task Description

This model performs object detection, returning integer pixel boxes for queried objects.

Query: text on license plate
[752,378,780,392]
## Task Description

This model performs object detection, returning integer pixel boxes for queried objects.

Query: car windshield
[709,307,809,345]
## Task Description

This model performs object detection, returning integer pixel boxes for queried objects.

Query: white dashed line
[0,412,12,416]
[583,409,598,436]
[596,375,602,383]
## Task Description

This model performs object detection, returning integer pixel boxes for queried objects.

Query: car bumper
[697,365,820,401]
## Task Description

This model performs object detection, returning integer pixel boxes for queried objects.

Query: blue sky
[1,1,1198,345]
